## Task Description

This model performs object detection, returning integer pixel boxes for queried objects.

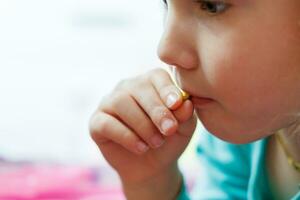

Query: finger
[172,100,194,123]
[132,83,178,136]
[102,91,165,149]
[149,69,184,110]
[89,112,150,155]
[177,111,198,137]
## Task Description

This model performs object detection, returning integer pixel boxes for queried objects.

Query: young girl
[89,0,300,199]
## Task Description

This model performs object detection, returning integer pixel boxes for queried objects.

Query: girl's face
[158,0,300,143]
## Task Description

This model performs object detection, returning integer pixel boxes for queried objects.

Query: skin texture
[158,0,300,198]
[90,0,300,199]
[158,0,300,144]
[90,68,197,200]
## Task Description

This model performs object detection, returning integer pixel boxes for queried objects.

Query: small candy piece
[180,90,190,101]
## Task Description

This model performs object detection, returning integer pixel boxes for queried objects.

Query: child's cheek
[208,30,299,133]
[200,35,260,109]
[203,37,263,102]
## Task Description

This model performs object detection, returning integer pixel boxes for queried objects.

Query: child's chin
[197,111,270,144]
[220,136,261,145]
[206,127,265,144]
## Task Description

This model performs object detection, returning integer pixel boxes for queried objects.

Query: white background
[0,0,201,171]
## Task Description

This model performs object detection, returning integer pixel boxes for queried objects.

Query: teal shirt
[178,130,300,200]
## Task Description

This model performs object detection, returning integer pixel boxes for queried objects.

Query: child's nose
[157,13,199,70]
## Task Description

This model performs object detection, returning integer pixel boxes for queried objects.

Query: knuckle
[136,120,156,137]
[114,78,130,90]
[131,76,148,90]
[108,90,130,109]
[115,77,141,91]
[150,106,170,122]
[97,94,110,110]
[149,68,168,81]
[98,85,132,113]
[116,74,152,93]
[159,84,178,97]
[120,129,134,145]
[89,114,110,140]
[137,120,151,131]
[97,117,110,134]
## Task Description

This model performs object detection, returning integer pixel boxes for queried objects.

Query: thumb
[172,99,197,137]
[177,111,198,137]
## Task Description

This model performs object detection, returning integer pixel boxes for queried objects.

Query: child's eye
[194,0,230,15]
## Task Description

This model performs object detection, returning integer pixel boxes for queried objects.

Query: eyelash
[194,0,230,15]
[163,0,231,15]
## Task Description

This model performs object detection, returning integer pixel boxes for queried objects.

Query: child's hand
[89,68,197,199]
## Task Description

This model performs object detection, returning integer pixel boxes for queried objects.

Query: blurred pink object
[0,161,125,200]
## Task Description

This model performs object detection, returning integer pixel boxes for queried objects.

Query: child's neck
[280,120,300,162]
[266,121,300,199]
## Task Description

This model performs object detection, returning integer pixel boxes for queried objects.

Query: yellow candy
[180,90,190,101]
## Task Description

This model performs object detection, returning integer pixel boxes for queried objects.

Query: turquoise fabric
[177,130,300,200]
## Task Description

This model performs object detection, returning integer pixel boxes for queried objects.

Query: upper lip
[171,67,212,100]
[179,87,212,100]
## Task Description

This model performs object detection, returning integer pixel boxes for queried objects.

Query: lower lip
[191,96,214,108]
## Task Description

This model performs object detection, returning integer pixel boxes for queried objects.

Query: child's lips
[180,88,214,107]
[191,96,214,108]
[170,67,214,105]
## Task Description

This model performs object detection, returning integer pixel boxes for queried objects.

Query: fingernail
[150,135,165,148]
[136,141,149,153]
[160,118,175,135]
[166,92,179,108]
